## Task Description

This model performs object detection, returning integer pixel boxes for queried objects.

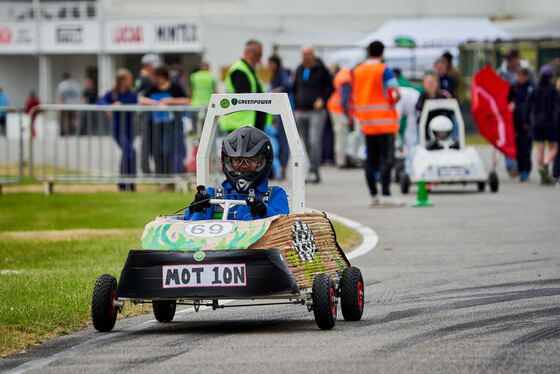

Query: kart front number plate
[438,166,466,177]
[162,264,247,288]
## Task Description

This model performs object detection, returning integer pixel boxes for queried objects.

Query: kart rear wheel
[340,266,364,321]
[312,273,337,330]
[489,171,499,193]
[400,173,411,194]
[153,300,177,322]
[477,182,486,192]
[92,274,118,332]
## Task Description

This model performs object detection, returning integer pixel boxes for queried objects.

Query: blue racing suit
[184,180,289,221]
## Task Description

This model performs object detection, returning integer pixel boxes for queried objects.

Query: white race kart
[400,99,498,194]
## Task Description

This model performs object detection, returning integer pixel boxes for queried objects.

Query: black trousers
[515,119,532,173]
[365,133,394,196]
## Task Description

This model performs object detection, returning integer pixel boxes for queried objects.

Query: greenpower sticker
[220,99,230,108]
[193,251,205,261]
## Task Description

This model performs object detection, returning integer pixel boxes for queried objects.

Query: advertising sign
[40,21,100,53]
[0,23,37,54]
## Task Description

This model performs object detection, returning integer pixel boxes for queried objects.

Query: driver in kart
[185,126,290,220]
[426,115,460,151]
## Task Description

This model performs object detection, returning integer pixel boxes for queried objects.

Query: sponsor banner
[0,23,36,54]
[162,263,247,288]
[105,19,201,53]
[40,21,100,53]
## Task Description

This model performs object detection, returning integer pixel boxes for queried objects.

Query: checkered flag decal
[291,221,317,262]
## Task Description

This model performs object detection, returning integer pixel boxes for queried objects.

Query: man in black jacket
[293,45,334,184]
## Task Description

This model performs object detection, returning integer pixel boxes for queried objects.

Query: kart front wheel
[153,300,177,322]
[340,266,364,321]
[92,274,118,332]
[489,171,499,193]
[400,173,411,194]
[312,273,337,330]
[477,182,486,192]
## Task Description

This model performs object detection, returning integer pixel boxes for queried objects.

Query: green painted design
[302,252,325,280]
[141,217,273,251]
[286,249,301,267]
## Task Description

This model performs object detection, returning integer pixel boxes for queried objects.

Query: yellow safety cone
[412,181,434,207]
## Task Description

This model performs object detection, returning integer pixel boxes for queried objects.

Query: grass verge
[0,191,361,357]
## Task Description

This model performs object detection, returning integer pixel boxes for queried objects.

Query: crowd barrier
[0,106,23,193]
[28,104,209,194]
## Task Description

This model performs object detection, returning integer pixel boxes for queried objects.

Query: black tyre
[477,182,486,192]
[153,300,177,322]
[489,171,499,192]
[92,274,118,332]
[312,273,337,330]
[400,173,411,194]
[340,266,364,321]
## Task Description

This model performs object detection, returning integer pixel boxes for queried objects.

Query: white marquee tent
[327,18,512,74]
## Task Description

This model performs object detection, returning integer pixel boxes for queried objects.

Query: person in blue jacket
[185,126,289,221]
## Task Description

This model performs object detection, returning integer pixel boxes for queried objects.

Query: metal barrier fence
[0,106,23,193]
[29,104,208,193]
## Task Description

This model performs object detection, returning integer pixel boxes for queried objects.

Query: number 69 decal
[184,221,237,238]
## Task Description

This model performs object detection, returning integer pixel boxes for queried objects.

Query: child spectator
[434,57,455,99]
[139,65,190,176]
[98,68,138,191]
[508,67,534,182]
[525,65,560,185]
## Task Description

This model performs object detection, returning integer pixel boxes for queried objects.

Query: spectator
[268,55,292,179]
[508,67,534,182]
[498,49,538,177]
[397,86,421,150]
[352,40,402,207]
[393,67,412,88]
[135,54,160,95]
[190,61,216,107]
[82,77,98,104]
[190,61,216,132]
[498,49,537,87]
[415,72,450,139]
[221,39,271,132]
[136,54,161,175]
[56,72,80,135]
[98,68,138,191]
[327,64,353,168]
[525,65,559,185]
[293,45,334,184]
[441,52,464,103]
[139,65,190,177]
[434,57,455,99]
[0,87,9,136]
[24,90,40,138]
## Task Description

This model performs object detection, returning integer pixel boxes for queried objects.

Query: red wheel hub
[358,281,364,308]
[330,287,336,315]
[109,290,117,317]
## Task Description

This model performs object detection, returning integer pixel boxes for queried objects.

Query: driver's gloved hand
[189,185,211,213]
[246,195,267,218]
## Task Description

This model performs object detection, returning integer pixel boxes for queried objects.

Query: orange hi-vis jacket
[327,67,354,118]
[352,60,399,135]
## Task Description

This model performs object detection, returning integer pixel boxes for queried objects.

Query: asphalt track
[2,146,560,373]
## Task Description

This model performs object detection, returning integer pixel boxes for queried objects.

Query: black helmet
[222,126,273,192]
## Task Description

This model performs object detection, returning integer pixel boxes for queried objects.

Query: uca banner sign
[471,65,516,159]
[0,23,37,54]
[106,19,201,53]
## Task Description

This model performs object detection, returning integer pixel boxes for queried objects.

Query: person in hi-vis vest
[352,40,403,207]
[221,40,272,132]
[327,65,354,168]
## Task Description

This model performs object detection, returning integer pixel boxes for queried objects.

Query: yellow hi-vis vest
[220,59,272,131]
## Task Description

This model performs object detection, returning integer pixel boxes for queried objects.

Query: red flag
[471,65,516,159]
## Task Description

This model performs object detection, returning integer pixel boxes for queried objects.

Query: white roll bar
[196,93,305,214]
